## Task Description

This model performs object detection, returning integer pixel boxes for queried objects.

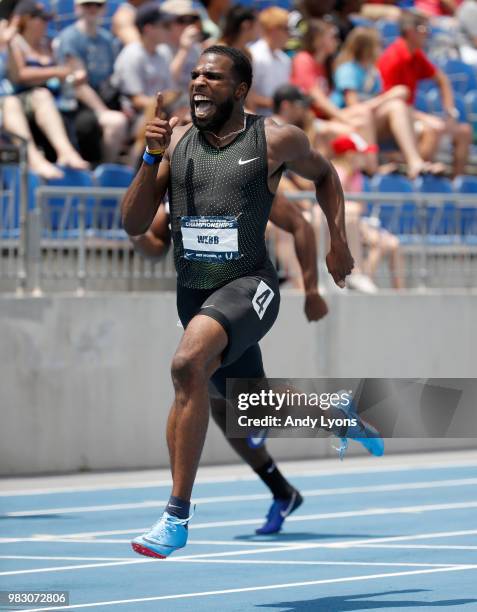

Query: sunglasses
[81,2,104,8]
[175,15,199,25]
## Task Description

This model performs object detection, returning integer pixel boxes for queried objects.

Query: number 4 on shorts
[252,280,275,320]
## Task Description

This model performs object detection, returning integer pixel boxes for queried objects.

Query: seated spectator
[218,4,258,54]
[249,7,291,116]
[291,18,379,173]
[0,15,64,178]
[54,0,128,163]
[361,1,402,22]
[158,0,203,93]
[216,5,261,111]
[112,4,175,122]
[331,134,404,290]
[377,10,472,176]
[415,0,461,17]
[7,0,89,169]
[334,26,444,178]
[112,0,149,46]
[457,0,477,66]
[330,0,362,43]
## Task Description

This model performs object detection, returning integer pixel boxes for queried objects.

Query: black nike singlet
[168,114,275,289]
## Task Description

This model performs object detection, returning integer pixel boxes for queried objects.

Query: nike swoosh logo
[238,157,259,165]
[280,491,297,518]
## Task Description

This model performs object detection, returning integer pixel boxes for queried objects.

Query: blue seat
[437,59,477,96]
[1,167,41,239]
[44,167,94,235]
[369,174,417,240]
[93,163,134,188]
[425,89,468,122]
[453,175,477,244]
[93,163,134,230]
[414,174,457,242]
[376,20,399,47]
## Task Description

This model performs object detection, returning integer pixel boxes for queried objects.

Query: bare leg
[97,110,128,163]
[2,96,63,179]
[340,106,378,174]
[169,314,228,500]
[375,99,427,179]
[30,88,89,169]
[451,122,472,177]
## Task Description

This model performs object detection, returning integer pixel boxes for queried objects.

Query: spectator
[331,134,404,290]
[291,19,378,173]
[158,0,203,93]
[7,0,89,169]
[218,4,258,52]
[415,0,461,17]
[54,0,128,162]
[112,3,174,121]
[457,0,477,66]
[377,10,472,176]
[112,0,149,46]
[0,16,64,178]
[249,7,291,116]
[330,0,363,43]
[334,26,444,177]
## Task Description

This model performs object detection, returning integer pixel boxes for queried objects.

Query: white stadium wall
[0,291,476,475]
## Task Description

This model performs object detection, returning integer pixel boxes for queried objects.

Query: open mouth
[193,94,215,119]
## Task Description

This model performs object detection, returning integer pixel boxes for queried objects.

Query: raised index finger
[154,92,163,118]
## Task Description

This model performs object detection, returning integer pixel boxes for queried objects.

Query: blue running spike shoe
[255,490,303,535]
[131,511,191,558]
[334,399,384,460]
[247,427,269,449]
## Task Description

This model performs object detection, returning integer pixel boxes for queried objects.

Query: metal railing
[1,180,477,293]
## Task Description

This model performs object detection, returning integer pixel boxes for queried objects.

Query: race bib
[181,216,240,263]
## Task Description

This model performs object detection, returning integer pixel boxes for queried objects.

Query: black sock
[165,495,190,520]
[254,459,295,500]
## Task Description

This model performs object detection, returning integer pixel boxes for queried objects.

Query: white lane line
[2,502,477,544]
[3,459,476,497]
[0,555,462,568]
[0,555,134,561]
[4,527,477,576]
[17,566,477,611]
[5,478,477,517]
[356,544,477,550]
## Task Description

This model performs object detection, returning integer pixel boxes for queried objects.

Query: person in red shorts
[377,10,472,176]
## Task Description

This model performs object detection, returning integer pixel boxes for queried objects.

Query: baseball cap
[14,0,52,19]
[331,133,379,155]
[135,2,164,29]
[160,0,199,17]
[273,84,312,111]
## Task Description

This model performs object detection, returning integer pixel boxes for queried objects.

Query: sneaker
[347,273,378,294]
[131,511,191,558]
[335,402,384,460]
[255,490,303,535]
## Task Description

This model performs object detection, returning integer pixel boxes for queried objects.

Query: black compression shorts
[176,260,280,395]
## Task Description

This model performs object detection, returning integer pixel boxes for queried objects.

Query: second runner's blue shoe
[131,511,191,558]
[335,401,384,460]
[256,490,303,535]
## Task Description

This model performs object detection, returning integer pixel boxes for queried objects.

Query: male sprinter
[131,191,328,535]
[123,46,359,558]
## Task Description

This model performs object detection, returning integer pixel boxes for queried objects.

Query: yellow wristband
[146,146,166,155]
